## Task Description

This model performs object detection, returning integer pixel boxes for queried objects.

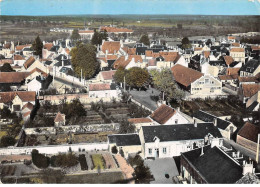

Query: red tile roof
[89,83,111,91]
[22,102,34,110]
[15,44,31,51]
[241,84,260,98]
[0,59,13,65]
[226,67,240,75]
[171,64,203,87]
[145,50,153,57]
[231,43,240,47]
[230,48,245,52]
[24,56,35,69]
[100,70,116,80]
[44,43,53,51]
[238,122,260,143]
[251,45,260,51]
[219,75,238,81]
[224,56,234,66]
[150,104,176,124]
[113,55,143,69]
[54,112,66,123]
[101,41,121,54]
[194,47,203,51]
[238,76,258,83]
[0,91,36,104]
[14,55,25,61]
[30,68,48,77]
[3,43,11,49]
[0,72,30,83]
[228,36,236,40]
[203,51,210,58]
[128,118,152,124]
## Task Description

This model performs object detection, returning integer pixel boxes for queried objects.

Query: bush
[111,146,118,154]
[119,149,125,157]
[0,136,16,147]
[31,149,50,169]
[50,153,78,168]
[79,154,88,170]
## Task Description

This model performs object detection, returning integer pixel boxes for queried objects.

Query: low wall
[0,142,108,156]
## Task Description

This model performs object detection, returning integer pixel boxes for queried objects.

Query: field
[91,154,105,170]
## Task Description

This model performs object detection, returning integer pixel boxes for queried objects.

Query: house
[171,64,203,91]
[0,72,30,91]
[201,62,219,77]
[238,84,260,103]
[98,55,118,70]
[0,91,36,112]
[88,83,120,99]
[78,30,94,40]
[27,76,43,94]
[100,27,133,35]
[128,118,153,132]
[96,70,116,83]
[54,112,66,127]
[22,56,47,73]
[14,55,26,66]
[42,43,54,59]
[237,122,260,152]
[139,122,223,158]
[21,102,34,121]
[190,74,222,97]
[192,110,237,139]
[113,55,145,69]
[240,59,260,77]
[149,104,191,125]
[230,48,245,63]
[246,91,260,112]
[108,134,142,157]
[180,145,256,184]
[100,41,121,56]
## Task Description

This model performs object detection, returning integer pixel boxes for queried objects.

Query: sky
[0,0,260,16]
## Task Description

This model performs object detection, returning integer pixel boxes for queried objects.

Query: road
[129,88,160,111]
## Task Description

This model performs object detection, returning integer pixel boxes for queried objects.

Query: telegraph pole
[124,76,126,91]
[256,133,260,163]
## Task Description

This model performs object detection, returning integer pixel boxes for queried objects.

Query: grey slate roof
[193,110,231,130]
[240,59,260,73]
[142,123,222,143]
[247,101,259,112]
[182,146,243,184]
[108,134,141,146]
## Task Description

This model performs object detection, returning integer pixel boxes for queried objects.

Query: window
[163,147,167,154]
[148,148,152,155]
[205,79,209,84]
[13,105,21,111]
[175,119,178,124]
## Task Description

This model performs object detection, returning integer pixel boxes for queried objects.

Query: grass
[92,154,105,170]
[60,172,124,184]
[0,130,7,137]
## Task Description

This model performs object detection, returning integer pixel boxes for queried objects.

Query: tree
[71,43,99,79]
[0,63,15,72]
[31,149,50,169]
[70,29,81,41]
[150,69,185,103]
[32,35,43,58]
[40,169,65,183]
[206,39,212,46]
[126,67,150,90]
[0,136,16,147]
[111,145,118,154]
[114,67,128,85]
[60,98,86,121]
[91,30,108,46]
[119,149,125,157]
[119,120,135,134]
[181,37,191,49]
[139,34,150,46]
[133,159,152,183]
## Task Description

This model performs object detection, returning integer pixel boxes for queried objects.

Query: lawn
[91,154,105,170]
[60,172,125,184]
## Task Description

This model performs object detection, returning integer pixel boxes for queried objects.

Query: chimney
[176,107,180,112]
[194,118,197,128]
[200,146,204,156]
[105,50,108,56]
[62,55,64,67]
[243,161,254,175]
[213,118,217,127]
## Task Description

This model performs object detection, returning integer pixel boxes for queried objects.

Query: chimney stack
[213,118,217,127]
[194,118,197,128]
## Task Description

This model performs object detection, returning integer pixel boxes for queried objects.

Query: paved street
[144,158,179,184]
[129,88,160,111]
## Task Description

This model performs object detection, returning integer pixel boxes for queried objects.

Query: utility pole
[81,69,83,83]
[256,133,260,163]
